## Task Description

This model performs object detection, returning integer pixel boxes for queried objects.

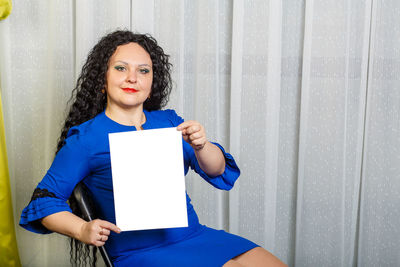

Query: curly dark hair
[57,30,172,153]
[57,30,173,266]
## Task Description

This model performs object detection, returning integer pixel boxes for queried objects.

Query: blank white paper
[108,127,188,231]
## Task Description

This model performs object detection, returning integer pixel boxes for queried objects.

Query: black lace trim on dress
[29,188,57,203]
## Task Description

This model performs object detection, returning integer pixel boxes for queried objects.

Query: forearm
[41,210,120,246]
[41,211,86,241]
[194,141,226,177]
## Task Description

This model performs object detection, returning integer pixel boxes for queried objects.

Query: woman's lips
[122,88,138,93]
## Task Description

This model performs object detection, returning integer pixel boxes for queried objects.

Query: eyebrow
[114,60,152,68]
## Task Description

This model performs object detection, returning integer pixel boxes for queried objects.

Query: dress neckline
[101,109,150,131]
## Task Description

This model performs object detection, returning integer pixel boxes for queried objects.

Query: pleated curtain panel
[0,1,399,266]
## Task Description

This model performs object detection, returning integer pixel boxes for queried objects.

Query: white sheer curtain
[0,0,398,266]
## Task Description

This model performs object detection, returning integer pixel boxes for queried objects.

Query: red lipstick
[122,88,138,93]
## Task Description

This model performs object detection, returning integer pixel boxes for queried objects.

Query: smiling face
[105,42,153,112]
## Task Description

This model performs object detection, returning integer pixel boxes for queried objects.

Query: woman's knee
[223,259,245,267]
[232,247,287,267]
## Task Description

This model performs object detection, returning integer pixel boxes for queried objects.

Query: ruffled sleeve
[165,109,241,190]
[183,141,240,190]
[19,127,90,234]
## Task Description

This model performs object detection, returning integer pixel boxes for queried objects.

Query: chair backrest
[72,182,114,267]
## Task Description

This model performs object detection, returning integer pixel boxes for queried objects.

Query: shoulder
[65,113,104,149]
[147,109,184,127]
[67,118,95,138]
[66,115,98,139]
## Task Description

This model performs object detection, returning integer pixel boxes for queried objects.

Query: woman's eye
[139,68,150,74]
[114,66,126,71]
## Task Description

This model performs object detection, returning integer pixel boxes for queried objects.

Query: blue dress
[20,109,258,266]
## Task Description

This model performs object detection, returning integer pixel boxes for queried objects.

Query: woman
[20,30,286,267]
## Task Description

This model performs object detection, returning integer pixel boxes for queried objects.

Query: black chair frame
[72,182,114,267]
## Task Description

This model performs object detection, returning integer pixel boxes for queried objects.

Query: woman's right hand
[41,211,121,247]
[78,219,121,246]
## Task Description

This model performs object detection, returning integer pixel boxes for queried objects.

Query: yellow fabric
[0,0,12,20]
[0,90,21,266]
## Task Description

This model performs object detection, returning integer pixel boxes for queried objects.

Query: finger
[100,235,108,242]
[177,120,196,131]
[101,228,111,236]
[185,124,201,135]
[99,220,121,233]
[182,134,190,143]
[181,129,188,136]
[188,131,203,141]
[96,234,108,243]
[191,138,207,148]
[90,234,104,246]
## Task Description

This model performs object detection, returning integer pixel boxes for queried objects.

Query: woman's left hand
[177,120,207,150]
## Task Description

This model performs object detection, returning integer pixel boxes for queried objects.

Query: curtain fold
[357,1,400,266]
[1,1,398,266]
[295,1,372,266]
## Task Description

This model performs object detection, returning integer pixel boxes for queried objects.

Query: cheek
[139,75,153,90]
[107,71,126,85]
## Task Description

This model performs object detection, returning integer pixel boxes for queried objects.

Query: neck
[105,105,146,129]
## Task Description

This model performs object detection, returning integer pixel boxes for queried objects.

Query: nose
[127,70,137,83]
